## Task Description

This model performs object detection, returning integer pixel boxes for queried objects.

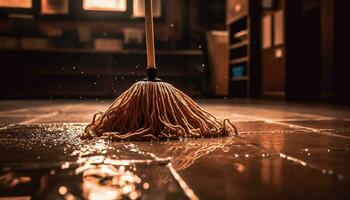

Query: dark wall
[334,1,350,104]
[285,0,321,101]
[284,0,349,104]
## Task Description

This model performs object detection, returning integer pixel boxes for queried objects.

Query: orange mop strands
[83,0,237,140]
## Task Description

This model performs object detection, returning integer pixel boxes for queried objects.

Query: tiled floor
[0,99,350,199]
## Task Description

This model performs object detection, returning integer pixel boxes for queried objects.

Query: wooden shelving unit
[226,0,261,98]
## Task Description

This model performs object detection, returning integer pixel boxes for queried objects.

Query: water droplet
[58,186,68,195]
[61,162,70,169]
[129,191,140,200]
[222,146,230,152]
[338,175,344,180]
[143,182,150,189]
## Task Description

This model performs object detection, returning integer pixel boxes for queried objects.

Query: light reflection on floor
[0,100,350,199]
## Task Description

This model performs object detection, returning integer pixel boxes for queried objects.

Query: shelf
[23,71,196,78]
[231,76,249,81]
[229,57,249,65]
[24,71,109,76]
[230,41,248,50]
[1,90,108,97]
[0,48,203,56]
[226,13,248,26]
[112,72,192,77]
[226,0,261,98]
[234,30,249,39]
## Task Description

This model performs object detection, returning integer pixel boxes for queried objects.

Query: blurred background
[0,0,349,104]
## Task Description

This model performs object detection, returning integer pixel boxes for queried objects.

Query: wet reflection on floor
[1,115,350,199]
[0,124,189,200]
[0,163,187,200]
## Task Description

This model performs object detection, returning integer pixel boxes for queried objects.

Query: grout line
[0,108,30,115]
[18,111,60,125]
[233,113,350,140]
[231,118,334,122]
[0,104,78,130]
[244,137,346,180]
[279,153,345,180]
[0,111,60,131]
[233,115,347,180]
[167,163,199,200]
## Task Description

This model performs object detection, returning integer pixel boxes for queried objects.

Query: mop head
[83,81,237,140]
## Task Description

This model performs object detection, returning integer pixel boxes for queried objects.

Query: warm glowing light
[81,164,142,200]
[235,4,241,12]
[83,0,127,12]
[0,0,32,8]
[133,0,161,17]
[61,161,70,169]
[275,48,283,58]
[234,163,245,173]
[143,182,150,189]
[41,0,69,15]
[58,186,68,195]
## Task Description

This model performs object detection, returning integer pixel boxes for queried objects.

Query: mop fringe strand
[84,81,238,140]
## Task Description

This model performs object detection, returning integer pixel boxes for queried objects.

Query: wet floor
[0,99,350,199]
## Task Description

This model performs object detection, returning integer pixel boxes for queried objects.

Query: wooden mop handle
[145,0,156,69]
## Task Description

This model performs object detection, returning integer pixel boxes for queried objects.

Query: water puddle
[0,124,193,199]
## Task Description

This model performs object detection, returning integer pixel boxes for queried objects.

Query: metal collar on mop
[143,68,162,82]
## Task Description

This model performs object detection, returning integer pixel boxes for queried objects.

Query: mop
[83,0,237,140]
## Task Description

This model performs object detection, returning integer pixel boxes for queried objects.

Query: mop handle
[145,0,156,69]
